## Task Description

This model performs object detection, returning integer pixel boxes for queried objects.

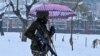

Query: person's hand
[50,26,55,35]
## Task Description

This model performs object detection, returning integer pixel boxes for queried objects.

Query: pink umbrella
[29,3,76,19]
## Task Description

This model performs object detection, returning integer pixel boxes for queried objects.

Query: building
[96,3,100,19]
[0,0,33,32]
[1,0,100,34]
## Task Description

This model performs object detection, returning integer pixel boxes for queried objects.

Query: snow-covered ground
[0,32,100,56]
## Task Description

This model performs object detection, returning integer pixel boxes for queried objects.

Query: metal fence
[2,18,100,34]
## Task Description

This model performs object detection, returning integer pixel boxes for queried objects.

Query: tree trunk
[21,22,27,42]
[0,21,4,36]
[0,13,4,36]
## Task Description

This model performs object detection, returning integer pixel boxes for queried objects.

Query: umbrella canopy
[29,3,76,19]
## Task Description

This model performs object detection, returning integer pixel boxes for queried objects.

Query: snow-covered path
[0,32,100,56]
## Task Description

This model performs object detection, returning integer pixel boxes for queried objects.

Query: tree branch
[72,0,81,11]
[10,0,20,16]
[10,1,15,11]
[26,0,37,10]
[10,0,27,25]
[0,12,4,19]
[25,0,37,17]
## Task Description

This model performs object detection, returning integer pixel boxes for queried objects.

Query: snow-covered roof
[4,14,27,19]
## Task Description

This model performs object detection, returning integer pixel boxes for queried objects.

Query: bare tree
[10,0,37,42]
[69,0,83,51]
[0,3,10,36]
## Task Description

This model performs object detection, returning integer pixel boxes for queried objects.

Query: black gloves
[50,26,55,35]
